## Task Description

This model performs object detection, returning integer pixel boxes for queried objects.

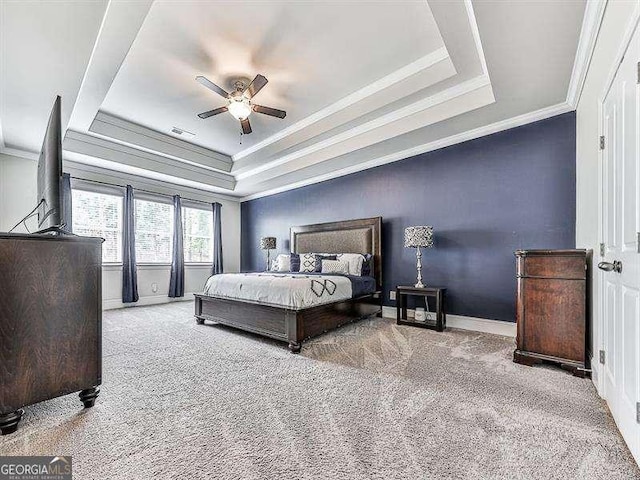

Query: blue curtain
[122,185,139,303]
[169,195,184,297]
[212,202,223,275]
[60,172,72,233]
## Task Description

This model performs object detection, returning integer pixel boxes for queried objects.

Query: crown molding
[566,0,607,108]
[231,47,451,162]
[63,130,236,190]
[0,143,241,203]
[0,146,39,161]
[90,111,232,172]
[240,102,573,201]
[65,159,241,203]
[236,74,492,181]
[0,117,5,150]
[464,0,489,77]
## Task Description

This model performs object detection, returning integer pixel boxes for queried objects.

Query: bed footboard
[194,292,382,352]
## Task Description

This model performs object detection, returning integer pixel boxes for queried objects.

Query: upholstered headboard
[290,217,382,289]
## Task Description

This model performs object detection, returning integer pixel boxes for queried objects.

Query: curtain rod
[70,176,215,206]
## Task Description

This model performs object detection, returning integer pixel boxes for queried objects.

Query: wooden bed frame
[194,217,382,352]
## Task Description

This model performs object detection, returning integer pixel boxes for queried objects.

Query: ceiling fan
[196,74,286,134]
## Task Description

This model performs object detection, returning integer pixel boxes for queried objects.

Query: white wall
[101,264,215,310]
[0,153,39,232]
[0,151,242,309]
[576,0,638,391]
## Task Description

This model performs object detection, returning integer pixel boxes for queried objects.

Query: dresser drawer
[521,278,586,361]
[517,251,586,280]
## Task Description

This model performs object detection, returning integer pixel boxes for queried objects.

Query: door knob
[598,260,622,273]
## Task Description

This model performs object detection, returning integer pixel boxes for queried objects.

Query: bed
[194,217,382,352]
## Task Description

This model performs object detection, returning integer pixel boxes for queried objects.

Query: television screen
[37,96,63,230]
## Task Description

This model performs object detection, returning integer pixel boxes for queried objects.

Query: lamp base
[414,248,425,289]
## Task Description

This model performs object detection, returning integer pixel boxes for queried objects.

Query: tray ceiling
[100,1,445,156]
[0,0,587,199]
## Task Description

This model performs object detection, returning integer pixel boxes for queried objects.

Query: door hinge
[637,233,640,254]
[599,135,605,150]
[599,350,605,364]
[637,61,640,84]
[637,403,640,423]
[599,243,605,256]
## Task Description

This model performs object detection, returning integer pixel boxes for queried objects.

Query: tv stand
[33,225,68,235]
[0,232,103,434]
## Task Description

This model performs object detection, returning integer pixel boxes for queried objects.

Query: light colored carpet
[0,302,638,479]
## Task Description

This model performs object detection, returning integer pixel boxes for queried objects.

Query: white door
[600,20,640,464]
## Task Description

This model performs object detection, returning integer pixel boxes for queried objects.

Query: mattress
[202,272,376,310]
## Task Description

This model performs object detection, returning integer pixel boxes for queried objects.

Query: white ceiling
[0,0,108,150]
[0,0,588,200]
[100,1,445,156]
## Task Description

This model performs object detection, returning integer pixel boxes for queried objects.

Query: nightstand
[396,286,446,332]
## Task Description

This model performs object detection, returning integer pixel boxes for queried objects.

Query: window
[134,199,173,263]
[182,207,213,263]
[72,190,123,263]
[71,189,214,266]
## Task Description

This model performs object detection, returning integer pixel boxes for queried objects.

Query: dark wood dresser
[0,233,103,434]
[513,249,592,377]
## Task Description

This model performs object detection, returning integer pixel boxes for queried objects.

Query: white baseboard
[103,293,195,311]
[591,358,603,397]
[381,306,516,337]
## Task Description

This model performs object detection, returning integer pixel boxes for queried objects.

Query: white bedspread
[203,273,352,309]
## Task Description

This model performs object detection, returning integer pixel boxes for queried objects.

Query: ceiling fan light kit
[228,96,252,120]
[196,74,286,134]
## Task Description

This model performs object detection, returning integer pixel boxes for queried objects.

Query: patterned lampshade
[404,226,434,248]
[260,237,276,250]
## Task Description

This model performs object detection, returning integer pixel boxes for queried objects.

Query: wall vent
[170,127,195,138]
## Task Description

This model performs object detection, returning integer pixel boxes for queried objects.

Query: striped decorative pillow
[289,253,300,272]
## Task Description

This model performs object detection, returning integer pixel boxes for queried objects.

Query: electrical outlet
[389,291,396,300]
[151,282,158,293]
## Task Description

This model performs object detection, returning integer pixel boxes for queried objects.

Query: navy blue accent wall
[241,112,576,322]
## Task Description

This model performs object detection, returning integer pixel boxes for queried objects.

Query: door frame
[596,2,640,397]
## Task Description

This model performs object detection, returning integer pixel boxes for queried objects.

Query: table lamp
[404,226,434,288]
[260,237,276,271]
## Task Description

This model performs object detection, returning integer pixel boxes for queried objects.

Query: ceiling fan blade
[196,76,229,98]
[245,74,268,99]
[240,118,252,134]
[197,106,228,119]
[252,104,286,119]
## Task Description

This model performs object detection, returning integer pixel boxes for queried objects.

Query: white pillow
[273,254,291,272]
[336,253,365,276]
[321,259,350,275]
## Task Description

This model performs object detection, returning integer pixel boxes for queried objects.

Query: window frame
[133,196,175,266]
[182,203,214,265]
[70,184,215,267]
[71,185,125,265]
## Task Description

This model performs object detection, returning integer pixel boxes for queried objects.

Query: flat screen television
[36,96,63,230]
